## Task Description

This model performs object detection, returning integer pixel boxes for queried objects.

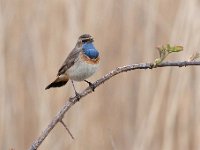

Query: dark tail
[45,75,69,90]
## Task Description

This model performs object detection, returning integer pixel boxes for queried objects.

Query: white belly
[66,59,99,81]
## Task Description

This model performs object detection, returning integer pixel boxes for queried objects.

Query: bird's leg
[84,80,95,91]
[71,80,81,100]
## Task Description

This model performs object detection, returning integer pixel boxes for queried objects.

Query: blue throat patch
[82,43,99,59]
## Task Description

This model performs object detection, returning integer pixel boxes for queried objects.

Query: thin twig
[60,120,75,140]
[28,61,200,150]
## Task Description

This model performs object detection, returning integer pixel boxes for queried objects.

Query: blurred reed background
[0,0,200,149]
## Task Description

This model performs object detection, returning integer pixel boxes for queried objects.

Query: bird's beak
[90,37,94,42]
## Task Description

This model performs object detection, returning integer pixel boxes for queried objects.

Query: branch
[28,61,200,150]
[60,120,74,140]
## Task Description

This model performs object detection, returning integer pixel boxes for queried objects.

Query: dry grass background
[0,0,200,149]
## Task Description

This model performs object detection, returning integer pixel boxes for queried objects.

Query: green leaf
[154,44,183,66]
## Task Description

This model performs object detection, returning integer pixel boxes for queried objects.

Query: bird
[45,34,100,98]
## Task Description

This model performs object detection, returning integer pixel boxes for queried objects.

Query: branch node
[149,63,155,69]
[69,96,78,103]
[184,61,187,67]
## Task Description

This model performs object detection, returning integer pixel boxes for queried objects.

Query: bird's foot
[84,80,95,91]
[89,83,95,91]
[75,91,81,101]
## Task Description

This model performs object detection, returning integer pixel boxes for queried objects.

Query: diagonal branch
[28,61,200,150]
[60,120,74,140]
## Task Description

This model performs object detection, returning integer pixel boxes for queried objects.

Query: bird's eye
[82,39,88,43]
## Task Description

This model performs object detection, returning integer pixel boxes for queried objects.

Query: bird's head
[79,34,94,43]
[76,34,94,48]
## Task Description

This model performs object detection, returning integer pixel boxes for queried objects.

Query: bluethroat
[45,34,100,98]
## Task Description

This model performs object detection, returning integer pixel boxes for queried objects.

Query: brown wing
[57,47,82,76]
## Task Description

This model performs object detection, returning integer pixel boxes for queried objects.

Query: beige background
[1,0,200,150]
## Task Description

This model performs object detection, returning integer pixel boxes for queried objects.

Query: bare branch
[28,61,200,150]
[60,120,74,140]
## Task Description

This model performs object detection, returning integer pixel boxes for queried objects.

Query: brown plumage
[80,52,100,64]
[45,75,69,90]
[45,41,82,90]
